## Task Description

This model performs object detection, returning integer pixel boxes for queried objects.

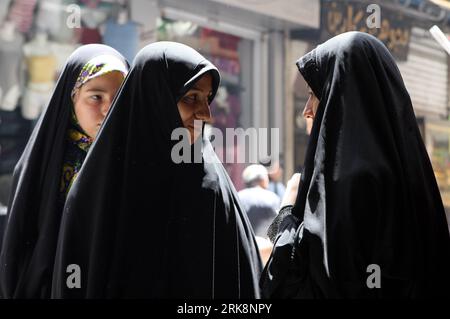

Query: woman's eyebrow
[86,87,108,93]
[190,85,213,94]
[190,86,203,92]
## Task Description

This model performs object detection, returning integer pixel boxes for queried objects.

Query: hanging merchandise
[130,0,158,49]
[76,27,102,44]
[21,32,57,120]
[7,0,37,34]
[0,0,12,25]
[50,42,80,75]
[130,0,158,29]
[0,21,24,112]
[103,8,139,63]
[35,0,75,43]
[79,0,109,29]
[36,0,63,38]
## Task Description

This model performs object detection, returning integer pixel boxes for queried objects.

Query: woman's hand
[280,173,301,207]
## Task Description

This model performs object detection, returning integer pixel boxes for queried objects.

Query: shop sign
[322,1,412,61]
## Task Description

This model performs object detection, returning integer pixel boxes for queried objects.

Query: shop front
[424,120,450,230]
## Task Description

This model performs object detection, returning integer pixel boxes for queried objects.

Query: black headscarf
[0,45,128,298]
[51,41,262,298]
[261,31,450,298]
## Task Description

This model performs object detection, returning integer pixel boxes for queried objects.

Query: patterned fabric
[58,110,92,205]
[71,54,128,98]
[72,61,105,98]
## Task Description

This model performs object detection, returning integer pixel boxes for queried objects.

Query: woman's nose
[195,101,212,122]
[303,100,314,119]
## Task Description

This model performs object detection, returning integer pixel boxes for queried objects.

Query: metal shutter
[397,27,448,118]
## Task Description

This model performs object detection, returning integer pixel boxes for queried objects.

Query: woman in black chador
[51,41,262,298]
[261,31,450,298]
[0,45,128,298]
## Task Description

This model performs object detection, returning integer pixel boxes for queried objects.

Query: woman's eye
[183,95,196,104]
[90,95,102,102]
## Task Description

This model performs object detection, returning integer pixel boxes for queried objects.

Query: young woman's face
[73,71,125,139]
[177,73,213,144]
[303,85,320,135]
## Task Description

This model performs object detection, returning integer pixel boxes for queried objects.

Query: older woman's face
[303,85,320,135]
[177,73,213,144]
[73,71,125,139]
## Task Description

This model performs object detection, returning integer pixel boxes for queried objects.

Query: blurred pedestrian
[267,160,286,199]
[238,164,280,239]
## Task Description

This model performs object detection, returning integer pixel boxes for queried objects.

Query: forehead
[81,71,124,90]
[191,73,212,91]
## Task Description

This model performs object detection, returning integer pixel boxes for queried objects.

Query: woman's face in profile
[303,85,320,135]
[177,73,213,144]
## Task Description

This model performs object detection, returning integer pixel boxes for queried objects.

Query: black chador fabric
[261,32,450,298]
[51,41,262,298]
[0,45,128,298]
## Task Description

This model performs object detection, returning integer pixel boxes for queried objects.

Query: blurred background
[0,0,450,228]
